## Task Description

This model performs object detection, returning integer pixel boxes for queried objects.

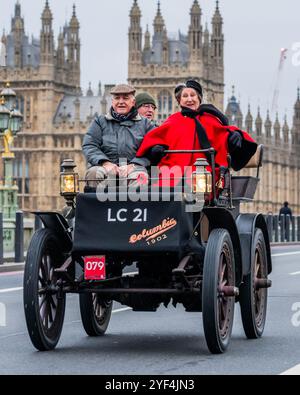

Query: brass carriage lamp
[192,158,212,194]
[60,159,79,199]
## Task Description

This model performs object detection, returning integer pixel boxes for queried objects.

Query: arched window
[13,155,30,194]
[16,95,24,114]
[158,90,172,121]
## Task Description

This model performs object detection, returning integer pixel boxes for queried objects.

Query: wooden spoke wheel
[240,228,269,339]
[79,293,113,337]
[23,229,66,351]
[202,229,236,354]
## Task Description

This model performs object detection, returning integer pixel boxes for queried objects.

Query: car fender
[32,211,73,253]
[236,213,272,277]
[203,207,243,286]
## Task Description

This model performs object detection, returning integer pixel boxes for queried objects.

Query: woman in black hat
[136,79,257,187]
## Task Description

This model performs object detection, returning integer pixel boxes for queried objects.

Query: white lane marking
[0,272,138,294]
[0,307,132,341]
[0,287,23,294]
[112,307,132,314]
[290,271,300,276]
[272,252,300,257]
[280,364,300,375]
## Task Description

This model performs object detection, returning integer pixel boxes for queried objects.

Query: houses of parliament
[0,0,300,215]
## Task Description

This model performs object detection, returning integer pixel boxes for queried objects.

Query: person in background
[279,202,293,241]
[135,92,157,122]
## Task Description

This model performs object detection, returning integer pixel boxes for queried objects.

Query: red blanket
[137,111,257,186]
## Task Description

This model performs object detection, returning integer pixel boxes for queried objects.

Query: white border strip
[290,271,300,276]
[112,307,132,314]
[280,364,300,375]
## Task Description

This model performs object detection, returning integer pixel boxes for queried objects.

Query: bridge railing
[265,214,300,243]
[0,212,42,265]
[0,212,299,265]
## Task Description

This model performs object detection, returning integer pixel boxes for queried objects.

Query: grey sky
[1,0,300,125]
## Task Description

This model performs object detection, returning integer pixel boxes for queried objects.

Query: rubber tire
[23,229,66,351]
[79,293,113,336]
[239,228,268,339]
[202,229,235,354]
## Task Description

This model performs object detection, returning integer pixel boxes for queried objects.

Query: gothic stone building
[0,0,299,215]
[128,0,224,122]
[226,90,300,215]
[0,1,111,211]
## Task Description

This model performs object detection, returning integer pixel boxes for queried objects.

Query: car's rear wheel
[79,293,113,336]
[240,228,269,339]
[23,229,66,351]
[202,229,236,354]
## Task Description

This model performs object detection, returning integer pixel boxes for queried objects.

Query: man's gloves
[147,145,168,165]
[228,130,243,153]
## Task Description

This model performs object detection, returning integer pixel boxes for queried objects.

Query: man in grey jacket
[83,84,155,187]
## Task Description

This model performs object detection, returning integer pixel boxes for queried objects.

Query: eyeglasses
[141,104,156,110]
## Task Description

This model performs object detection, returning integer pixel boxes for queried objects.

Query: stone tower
[0,1,83,211]
[66,5,81,89]
[292,88,300,147]
[40,0,54,66]
[11,1,24,68]
[128,0,225,123]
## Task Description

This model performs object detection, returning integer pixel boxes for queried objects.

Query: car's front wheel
[23,229,66,351]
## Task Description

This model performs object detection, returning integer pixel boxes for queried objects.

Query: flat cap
[110,84,136,95]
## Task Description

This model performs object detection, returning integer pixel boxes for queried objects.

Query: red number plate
[84,256,106,280]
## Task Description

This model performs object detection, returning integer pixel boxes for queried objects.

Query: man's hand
[102,161,119,176]
[119,164,136,178]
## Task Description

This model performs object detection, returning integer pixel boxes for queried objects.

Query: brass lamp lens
[61,174,76,194]
[192,173,212,193]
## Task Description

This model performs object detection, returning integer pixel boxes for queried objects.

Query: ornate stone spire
[69,4,80,29]
[255,106,263,136]
[265,110,272,138]
[129,0,142,68]
[245,104,253,133]
[211,0,223,63]
[41,0,52,22]
[144,25,151,51]
[153,1,165,35]
[212,0,223,25]
[189,0,202,56]
[282,114,289,144]
[40,0,54,64]
[87,82,93,97]
[130,0,141,18]
[274,112,281,142]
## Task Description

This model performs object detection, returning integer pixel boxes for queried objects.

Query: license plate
[84,256,106,280]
